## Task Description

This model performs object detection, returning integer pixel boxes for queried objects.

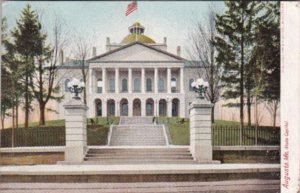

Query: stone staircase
[119,116,153,125]
[109,125,167,146]
[109,117,167,146]
[83,117,195,164]
[84,147,195,164]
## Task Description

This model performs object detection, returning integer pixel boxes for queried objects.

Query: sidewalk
[0,180,280,193]
[0,163,280,175]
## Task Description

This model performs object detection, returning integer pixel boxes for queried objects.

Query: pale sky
[2,1,224,58]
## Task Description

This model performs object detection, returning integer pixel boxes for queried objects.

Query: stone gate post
[64,99,88,163]
[189,98,213,162]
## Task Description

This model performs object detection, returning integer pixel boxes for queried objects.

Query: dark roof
[88,41,185,62]
[56,59,88,69]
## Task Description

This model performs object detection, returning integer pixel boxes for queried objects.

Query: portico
[88,65,185,117]
[89,67,184,94]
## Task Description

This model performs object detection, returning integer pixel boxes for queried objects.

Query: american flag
[126,1,137,16]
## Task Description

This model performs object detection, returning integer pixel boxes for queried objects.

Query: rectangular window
[109,79,115,93]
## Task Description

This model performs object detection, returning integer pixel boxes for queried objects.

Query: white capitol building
[54,22,279,127]
[57,22,200,119]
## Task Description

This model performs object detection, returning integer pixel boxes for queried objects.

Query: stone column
[180,67,184,93]
[141,68,145,93]
[141,99,146,116]
[153,99,157,116]
[115,68,119,93]
[189,99,213,162]
[92,70,96,93]
[128,99,133,117]
[180,99,185,118]
[154,68,158,93]
[89,68,92,94]
[167,98,172,117]
[102,99,107,117]
[115,100,119,116]
[102,68,106,94]
[64,99,88,163]
[167,68,171,93]
[128,68,132,93]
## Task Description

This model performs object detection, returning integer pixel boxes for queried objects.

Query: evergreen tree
[0,64,12,129]
[2,17,25,130]
[0,18,11,129]
[251,2,280,127]
[215,1,264,132]
[11,4,45,127]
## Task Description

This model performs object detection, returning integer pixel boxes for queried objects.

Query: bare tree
[187,7,222,123]
[72,33,94,104]
[265,100,279,128]
[30,16,69,125]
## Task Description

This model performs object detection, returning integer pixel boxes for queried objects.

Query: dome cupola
[121,22,156,44]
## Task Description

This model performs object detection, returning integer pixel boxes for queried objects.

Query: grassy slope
[16,116,120,128]
[3,117,278,146]
[1,117,119,147]
[157,117,240,145]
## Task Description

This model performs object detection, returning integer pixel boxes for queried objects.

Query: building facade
[58,22,203,119]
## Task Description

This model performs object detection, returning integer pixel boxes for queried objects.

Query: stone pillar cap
[189,98,214,109]
[63,99,89,110]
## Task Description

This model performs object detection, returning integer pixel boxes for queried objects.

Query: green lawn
[156,117,279,146]
[15,117,120,128]
[1,117,120,147]
[17,119,65,128]
[156,117,241,145]
[2,117,279,147]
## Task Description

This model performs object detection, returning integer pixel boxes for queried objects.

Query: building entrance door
[133,99,141,116]
[120,99,128,116]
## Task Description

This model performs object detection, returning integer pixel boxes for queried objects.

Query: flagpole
[135,0,138,42]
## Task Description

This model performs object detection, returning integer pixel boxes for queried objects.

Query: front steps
[109,125,167,146]
[119,116,153,125]
[84,147,195,164]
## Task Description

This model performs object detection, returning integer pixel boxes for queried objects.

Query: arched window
[122,78,128,92]
[146,78,152,92]
[64,79,70,92]
[97,78,103,93]
[158,78,165,92]
[134,78,141,92]
[189,79,194,91]
[171,78,177,93]
[109,78,115,92]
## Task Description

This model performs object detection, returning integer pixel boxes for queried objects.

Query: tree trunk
[83,87,87,105]
[81,60,87,105]
[12,106,15,130]
[1,115,4,130]
[273,102,278,128]
[16,102,19,128]
[211,105,215,123]
[39,103,46,126]
[240,10,245,144]
[254,96,258,145]
[247,90,251,126]
[12,106,15,147]
[24,72,29,128]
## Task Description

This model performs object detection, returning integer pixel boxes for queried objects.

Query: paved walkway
[0,163,280,175]
[0,180,280,193]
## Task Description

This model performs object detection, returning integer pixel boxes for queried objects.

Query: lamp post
[67,78,85,100]
[189,78,216,163]
[191,78,209,100]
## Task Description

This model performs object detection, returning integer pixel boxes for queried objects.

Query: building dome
[121,22,155,44]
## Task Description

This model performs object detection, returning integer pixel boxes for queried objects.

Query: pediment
[89,42,183,63]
